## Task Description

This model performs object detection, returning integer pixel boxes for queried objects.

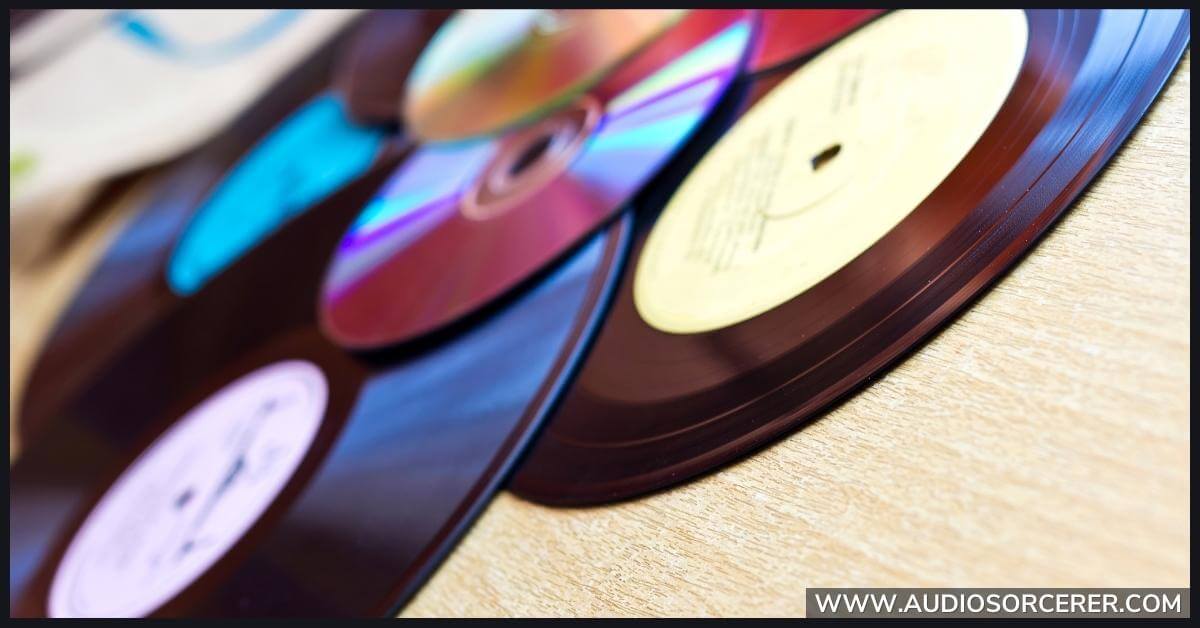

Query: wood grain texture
[7,55,1188,619]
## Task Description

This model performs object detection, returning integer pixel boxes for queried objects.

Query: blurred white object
[10,10,114,78]
[9,9,361,265]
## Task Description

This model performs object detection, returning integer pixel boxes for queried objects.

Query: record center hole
[811,143,841,171]
[510,134,555,177]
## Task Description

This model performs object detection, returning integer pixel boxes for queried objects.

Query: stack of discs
[8,8,1189,617]
[509,9,1191,504]
[11,9,754,617]
[317,9,749,347]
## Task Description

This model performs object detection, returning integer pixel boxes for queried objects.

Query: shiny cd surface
[510,9,1191,505]
[319,9,753,350]
[403,9,686,141]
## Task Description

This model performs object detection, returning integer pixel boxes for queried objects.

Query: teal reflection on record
[167,93,384,295]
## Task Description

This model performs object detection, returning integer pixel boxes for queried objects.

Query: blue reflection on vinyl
[285,228,614,548]
[167,93,383,295]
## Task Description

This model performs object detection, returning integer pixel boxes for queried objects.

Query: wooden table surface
[8,56,1189,618]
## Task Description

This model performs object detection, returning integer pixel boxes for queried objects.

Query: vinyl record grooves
[10,150,632,615]
[16,10,443,444]
[318,9,754,350]
[11,7,1189,617]
[509,9,1191,505]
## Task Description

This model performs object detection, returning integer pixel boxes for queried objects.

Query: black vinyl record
[9,154,631,616]
[16,10,446,444]
[509,9,1191,505]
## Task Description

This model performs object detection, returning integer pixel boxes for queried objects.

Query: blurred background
[9,9,367,454]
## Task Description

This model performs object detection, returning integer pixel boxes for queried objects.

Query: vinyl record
[9,152,632,616]
[403,9,686,141]
[318,9,754,350]
[16,10,443,445]
[746,9,883,74]
[510,9,1191,505]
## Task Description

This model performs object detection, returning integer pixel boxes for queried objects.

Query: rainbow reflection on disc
[319,10,753,350]
[403,9,687,141]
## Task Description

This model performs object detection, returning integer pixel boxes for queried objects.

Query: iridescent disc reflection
[320,10,753,349]
[403,9,687,141]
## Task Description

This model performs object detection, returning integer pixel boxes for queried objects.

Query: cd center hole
[811,143,841,171]
[510,134,555,177]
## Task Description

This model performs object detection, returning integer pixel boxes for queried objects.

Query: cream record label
[633,10,1029,334]
[48,361,328,618]
[510,9,1189,504]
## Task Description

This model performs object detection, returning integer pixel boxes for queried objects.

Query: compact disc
[402,9,686,141]
[746,9,883,74]
[318,9,753,350]
[16,11,440,445]
[9,161,630,615]
[510,9,1191,504]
